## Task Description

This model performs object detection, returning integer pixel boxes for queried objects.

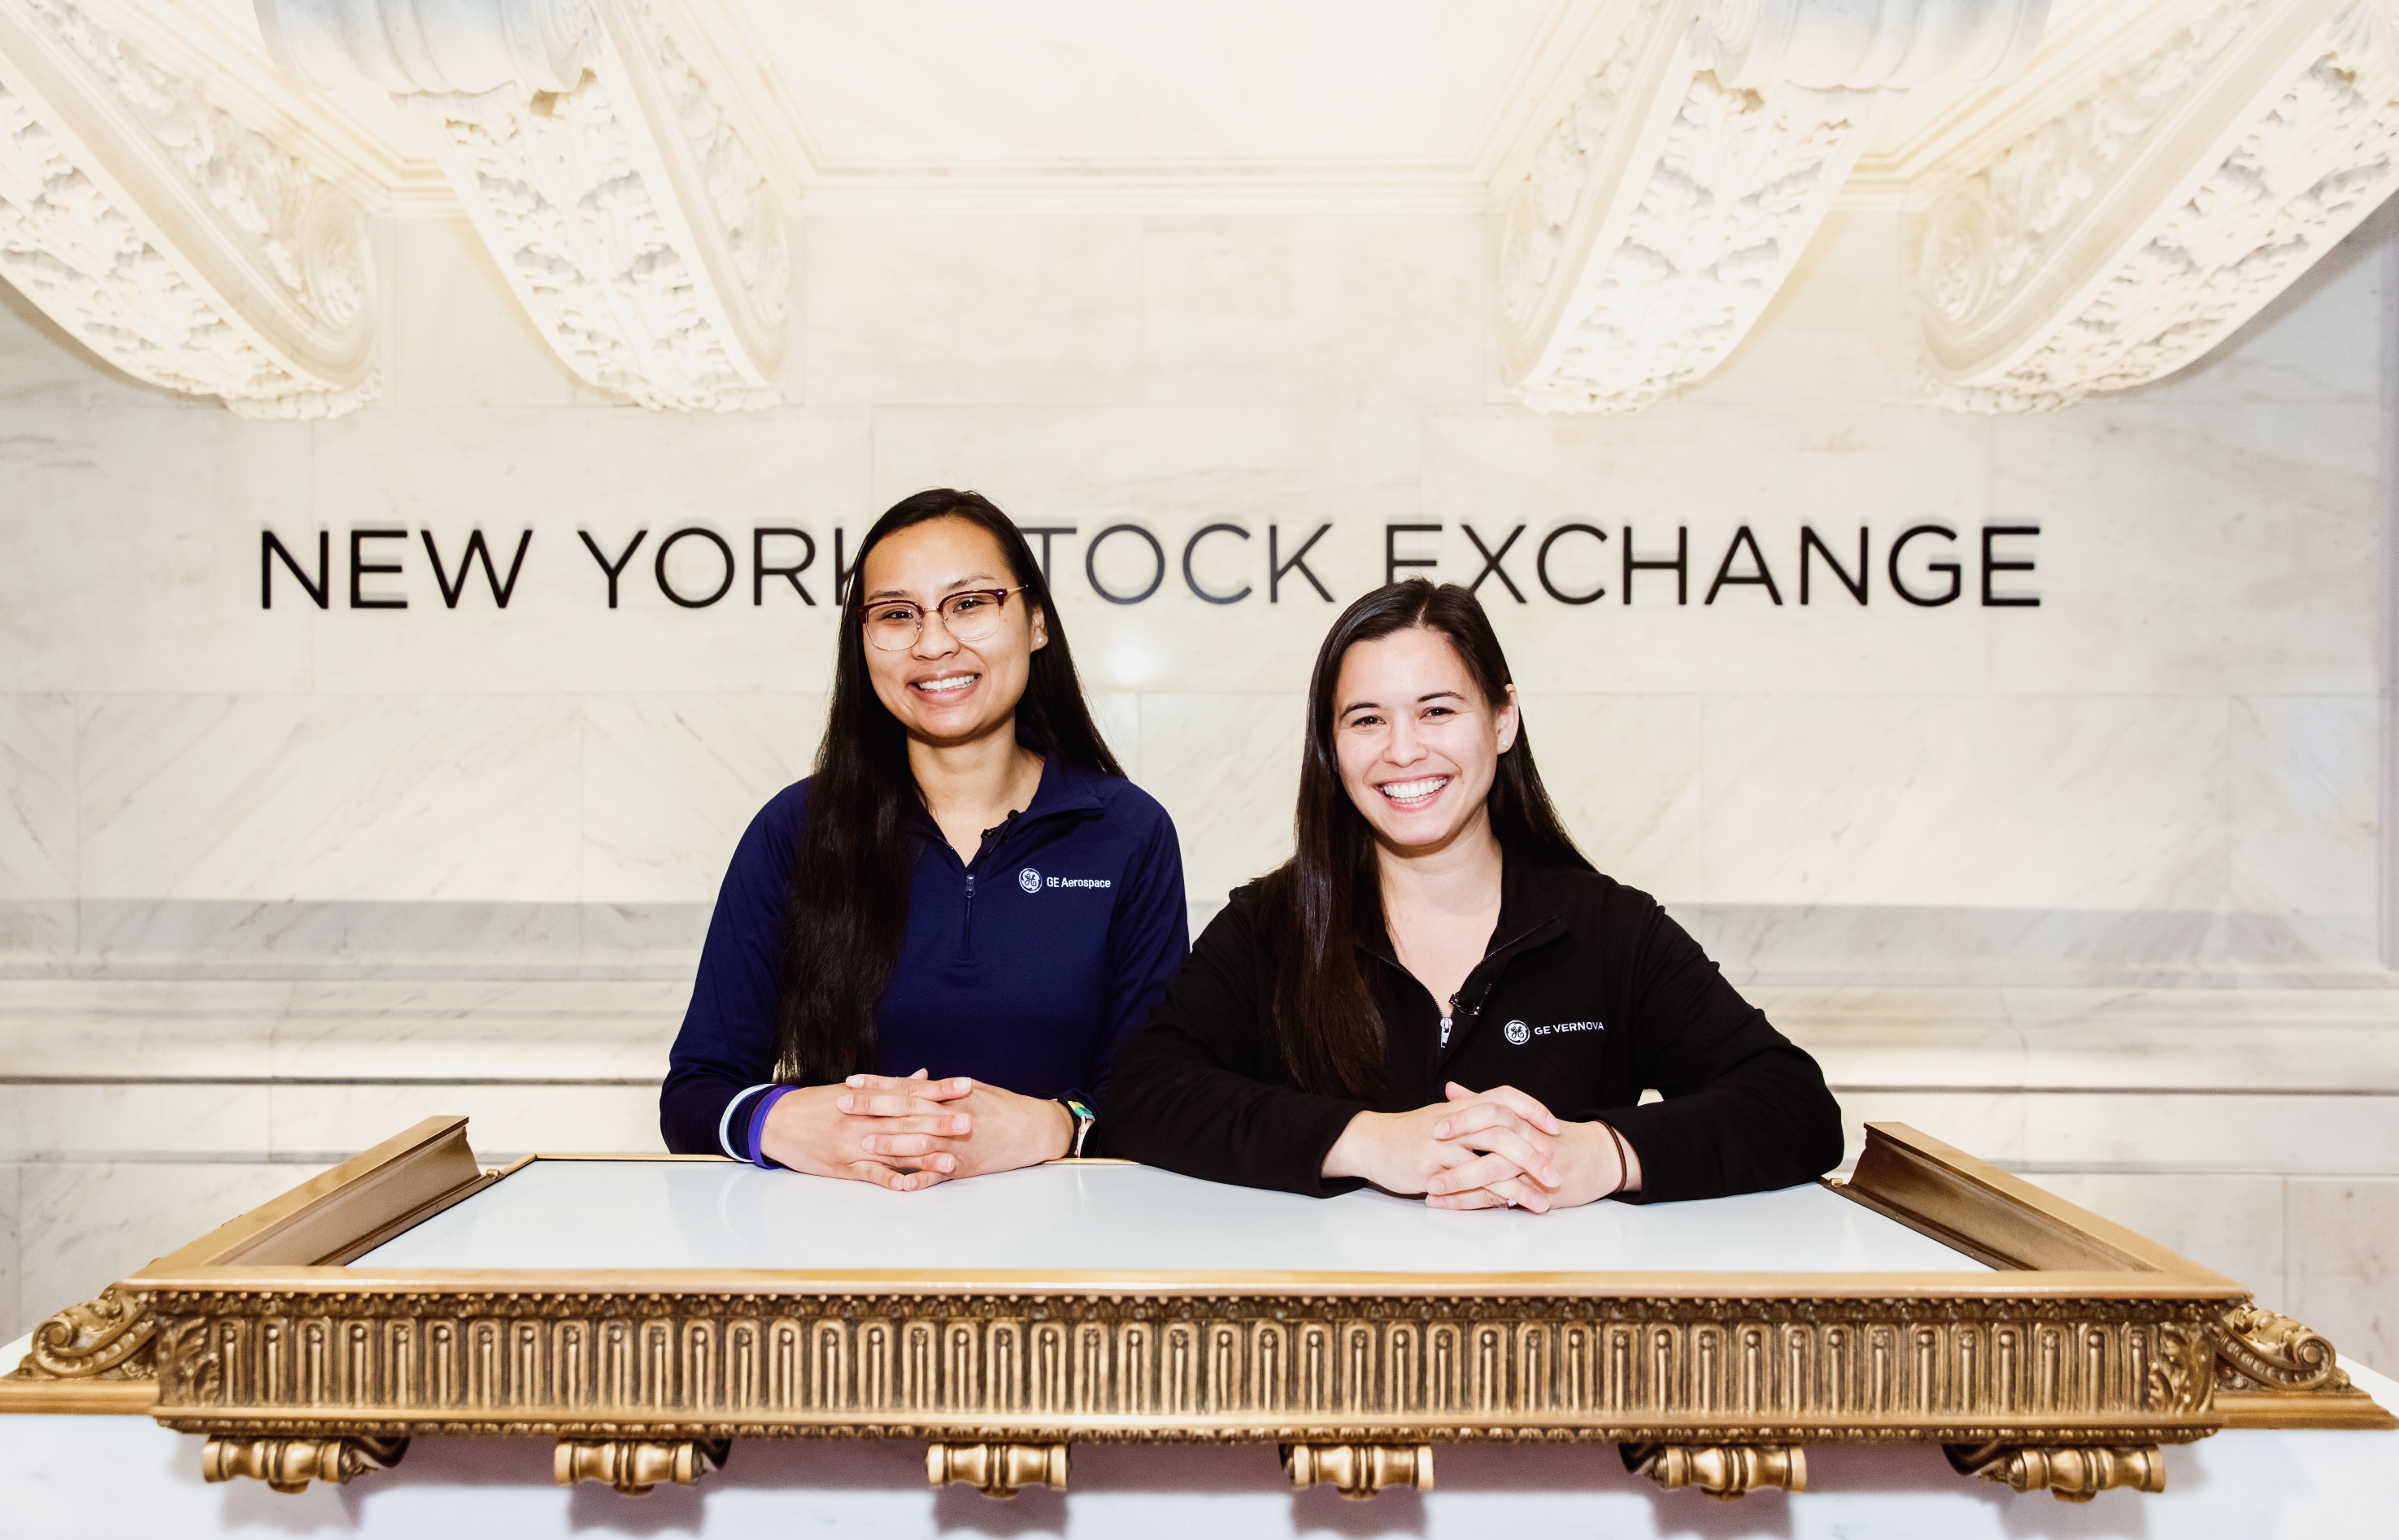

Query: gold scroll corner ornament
[0,1285,161,1415]
[2214,1305,2399,1430]
[15,1286,156,1381]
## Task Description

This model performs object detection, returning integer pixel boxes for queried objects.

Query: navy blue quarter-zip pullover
[660,758,1189,1162]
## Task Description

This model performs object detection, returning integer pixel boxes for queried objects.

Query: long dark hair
[1262,580,1590,1098]
[773,489,1121,1083]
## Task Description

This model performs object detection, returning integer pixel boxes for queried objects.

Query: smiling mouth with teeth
[912,674,977,692]
[1378,775,1450,807]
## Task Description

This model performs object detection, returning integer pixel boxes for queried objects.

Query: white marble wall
[0,211,2379,958]
[0,205,2393,1375]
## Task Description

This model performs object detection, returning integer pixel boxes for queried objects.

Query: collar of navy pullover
[906,755,1108,865]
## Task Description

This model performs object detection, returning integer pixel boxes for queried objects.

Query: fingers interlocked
[1425,1081,1563,1212]
[838,1070,977,1185]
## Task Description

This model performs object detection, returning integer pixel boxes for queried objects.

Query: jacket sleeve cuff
[1602,1098,1736,1203]
[1291,1098,1374,1198]
[714,1083,778,1164]
[1595,1102,1696,1206]
[744,1085,799,1168]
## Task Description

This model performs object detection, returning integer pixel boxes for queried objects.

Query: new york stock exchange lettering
[258,520,2042,614]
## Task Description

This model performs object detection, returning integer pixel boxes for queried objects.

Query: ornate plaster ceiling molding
[259,0,788,411]
[1498,0,2049,415]
[1915,0,2399,411]
[0,0,378,417]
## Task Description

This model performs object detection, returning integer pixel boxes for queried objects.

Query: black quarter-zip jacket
[1108,856,1844,1203]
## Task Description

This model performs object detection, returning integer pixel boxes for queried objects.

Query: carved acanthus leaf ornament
[258,0,786,411]
[1500,0,2049,413]
[0,0,377,415]
[1917,0,2399,410]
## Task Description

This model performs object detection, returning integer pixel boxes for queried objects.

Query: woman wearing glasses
[661,490,1187,1189]
[1108,580,1841,1210]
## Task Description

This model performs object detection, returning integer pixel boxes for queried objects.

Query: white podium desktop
[357,1157,1987,1273]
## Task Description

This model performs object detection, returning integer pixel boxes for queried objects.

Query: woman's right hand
[1321,1082,1565,1209]
[755,1069,974,1190]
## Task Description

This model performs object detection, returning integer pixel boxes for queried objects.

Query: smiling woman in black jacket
[1108,581,1843,1210]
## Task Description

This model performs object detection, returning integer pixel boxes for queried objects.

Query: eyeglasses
[856,586,1027,651]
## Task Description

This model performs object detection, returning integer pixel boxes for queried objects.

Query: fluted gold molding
[138,1289,2238,1446]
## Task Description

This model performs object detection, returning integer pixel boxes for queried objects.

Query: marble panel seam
[7,900,2394,977]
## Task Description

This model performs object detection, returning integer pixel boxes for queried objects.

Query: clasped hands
[755,1069,1072,1192]
[1323,1081,1641,1212]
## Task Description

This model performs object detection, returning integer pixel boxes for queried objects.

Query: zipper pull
[973,807,1024,865]
[1440,992,1460,1049]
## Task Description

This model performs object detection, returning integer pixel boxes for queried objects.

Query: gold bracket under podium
[555,1438,730,1495]
[926,1441,1069,1497]
[1282,1442,1434,1499]
[201,1434,408,1493]
[1944,1441,2167,1501]
[1622,1441,1805,1499]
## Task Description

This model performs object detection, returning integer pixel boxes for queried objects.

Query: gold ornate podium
[4,1118,2387,1503]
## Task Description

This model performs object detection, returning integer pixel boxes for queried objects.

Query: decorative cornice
[0,0,378,415]
[1702,0,2048,91]
[1498,0,2048,414]
[1914,0,2399,411]
[258,0,787,411]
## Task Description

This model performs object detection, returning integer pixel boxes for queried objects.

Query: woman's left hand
[1424,1082,1641,1212]
[848,1074,1073,1185]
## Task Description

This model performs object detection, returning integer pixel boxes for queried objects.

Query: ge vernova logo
[1504,1019,1604,1045]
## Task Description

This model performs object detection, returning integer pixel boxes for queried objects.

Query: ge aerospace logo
[1018,868,1042,894]
[1504,1020,1530,1046]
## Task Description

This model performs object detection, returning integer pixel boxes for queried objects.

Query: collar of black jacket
[1352,850,1574,985]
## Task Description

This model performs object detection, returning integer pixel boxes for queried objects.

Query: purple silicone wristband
[747,1085,799,1168]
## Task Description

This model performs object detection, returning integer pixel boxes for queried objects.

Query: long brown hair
[773,489,1121,1084]
[1261,580,1590,1098]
